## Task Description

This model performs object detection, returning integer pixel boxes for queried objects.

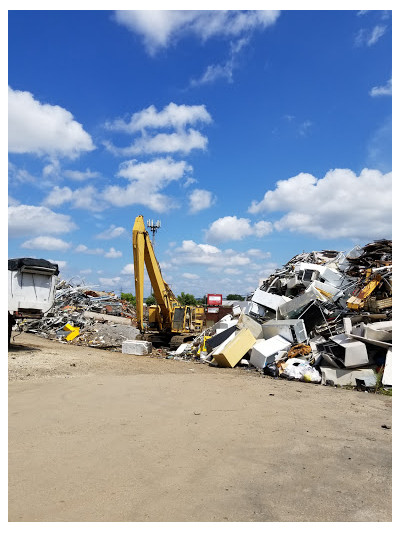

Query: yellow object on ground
[213,329,256,368]
[63,323,80,341]
[197,336,211,355]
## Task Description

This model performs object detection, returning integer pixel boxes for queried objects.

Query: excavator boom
[132,215,179,332]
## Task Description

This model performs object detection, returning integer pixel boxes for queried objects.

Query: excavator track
[169,334,194,351]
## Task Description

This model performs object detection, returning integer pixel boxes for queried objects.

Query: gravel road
[9,333,392,522]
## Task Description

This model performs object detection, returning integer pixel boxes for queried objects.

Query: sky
[7,5,393,299]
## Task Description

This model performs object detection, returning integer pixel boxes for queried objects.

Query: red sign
[207,293,222,306]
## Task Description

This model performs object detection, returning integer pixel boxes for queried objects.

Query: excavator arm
[132,215,179,332]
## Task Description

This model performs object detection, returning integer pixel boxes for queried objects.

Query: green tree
[120,292,136,306]
[177,292,198,306]
[226,294,244,301]
[145,295,157,306]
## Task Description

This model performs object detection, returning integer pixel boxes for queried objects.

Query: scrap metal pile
[23,280,139,349]
[166,240,392,390]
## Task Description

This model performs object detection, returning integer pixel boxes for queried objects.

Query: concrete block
[329,334,369,368]
[250,335,292,369]
[320,366,377,387]
[236,313,263,339]
[122,339,152,355]
[213,328,256,368]
[262,319,308,344]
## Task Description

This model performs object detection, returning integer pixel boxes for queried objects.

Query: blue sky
[8,7,392,298]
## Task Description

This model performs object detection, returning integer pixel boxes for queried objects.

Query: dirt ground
[8,332,392,522]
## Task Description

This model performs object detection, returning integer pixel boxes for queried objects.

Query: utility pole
[147,219,161,248]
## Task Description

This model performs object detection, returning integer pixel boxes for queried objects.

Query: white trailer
[8,258,59,343]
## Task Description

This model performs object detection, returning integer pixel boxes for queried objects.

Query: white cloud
[8,87,95,158]
[103,157,192,212]
[75,244,104,255]
[170,240,252,269]
[48,259,67,270]
[370,78,392,97]
[355,25,386,47]
[182,272,200,280]
[189,189,216,213]
[106,102,212,133]
[8,204,77,237]
[104,247,123,258]
[8,195,20,206]
[8,161,36,184]
[63,169,101,181]
[190,37,249,87]
[114,10,280,54]
[121,264,134,275]
[21,236,71,251]
[99,277,122,288]
[80,268,92,274]
[248,168,392,240]
[107,129,208,156]
[43,185,106,212]
[205,216,273,243]
[96,225,127,239]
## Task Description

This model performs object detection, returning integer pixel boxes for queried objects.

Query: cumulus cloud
[75,244,104,255]
[8,87,95,158]
[96,225,127,239]
[8,204,77,238]
[370,78,392,97]
[106,103,211,133]
[21,236,71,251]
[106,129,208,156]
[103,157,192,212]
[169,240,253,269]
[189,189,216,213]
[114,10,280,54]
[248,168,392,240]
[121,264,134,275]
[105,103,212,157]
[43,185,106,212]
[104,247,123,258]
[205,216,273,243]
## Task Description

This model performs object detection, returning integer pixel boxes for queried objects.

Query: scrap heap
[22,280,139,349]
[167,240,392,390]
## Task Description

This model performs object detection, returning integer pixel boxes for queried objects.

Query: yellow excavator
[132,215,205,348]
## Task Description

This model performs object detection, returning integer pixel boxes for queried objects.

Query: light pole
[147,219,161,248]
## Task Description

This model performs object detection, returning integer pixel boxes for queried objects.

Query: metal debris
[20,279,139,349]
